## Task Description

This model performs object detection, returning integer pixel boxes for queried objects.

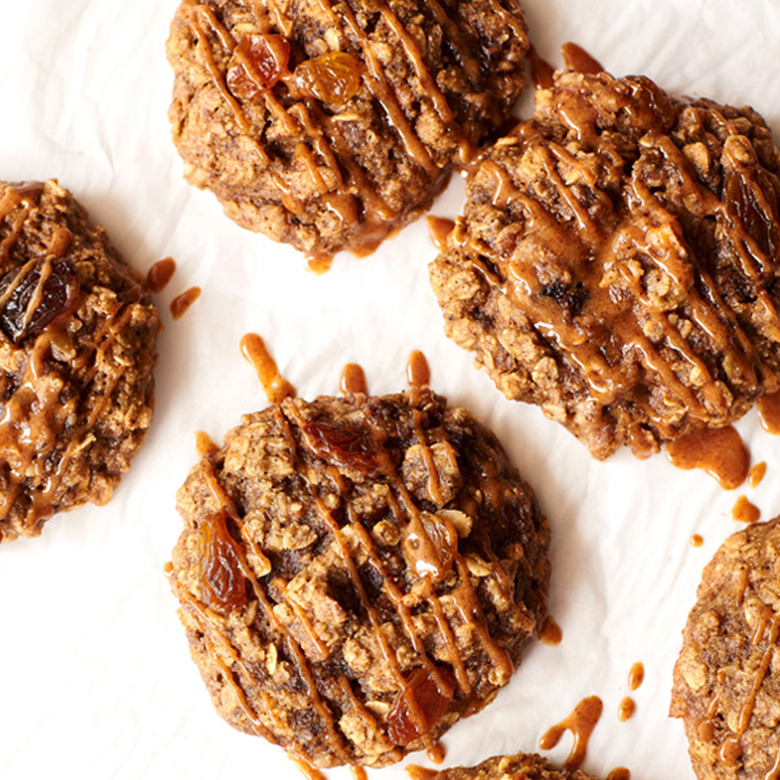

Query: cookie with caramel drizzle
[430,47,780,460]
[169,388,549,766]
[0,180,159,541]
[166,0,529,259]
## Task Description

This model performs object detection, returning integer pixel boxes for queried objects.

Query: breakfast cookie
[169,388,550,767]
[0,180,159,542]
[407,750,601,780]
[430,55,780,460]
[166,0,529,257]
[671,516,780,779]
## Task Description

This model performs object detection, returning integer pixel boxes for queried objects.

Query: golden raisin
[226,34,290,99]
[295,52,361,105]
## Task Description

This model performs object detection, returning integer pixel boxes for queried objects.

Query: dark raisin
[540,280,588,316]
[0,258,80,344]
[226,34,290,100]
[302,420,380,472]
[198,511,248,613]
[387,666,456,746]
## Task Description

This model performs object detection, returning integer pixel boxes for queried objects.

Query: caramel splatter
[239,333,296,404]
[666,426,749,490]
[731,495,760,524]
[539,696,603,770]
[170,286,201,320]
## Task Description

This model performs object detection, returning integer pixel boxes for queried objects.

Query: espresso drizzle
[170,286,201,320]
[340,363,367,396]
[405,768,437,780]
[426,742,446,765]
[306,254,333,275]
[538,614,562,646]
[628,662,644,691]
[749,461,767,489]
[406,350,431,388]
[289,756,328,780]
[758,391,780,434]
[606,769,630,780]
[426,217,455,252]
[731,495,760,524]
[666,426,749,490]
[146,257,177,293]
[690,534,703,547]
[617,697,635,722]
[240,333,296,404]
[539,696,603,771]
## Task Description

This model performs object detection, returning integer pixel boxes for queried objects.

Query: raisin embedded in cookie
[430,58,780,460]
[671,516,780,779]
[0,179,160,542]
[169,388,550,767]
[408,750,603,780]
[166,0,529,258]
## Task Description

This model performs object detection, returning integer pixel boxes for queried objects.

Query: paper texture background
[2,1,780,778]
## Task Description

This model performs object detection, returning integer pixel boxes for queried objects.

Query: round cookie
[169,388,550,767]
[0,180,159,542]
[671,516,780,779]
[408,750,602,780]
[166,0,529,257]
[430,60,780,460]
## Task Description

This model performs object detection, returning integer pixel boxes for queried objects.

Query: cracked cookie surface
[169,388,549,767]
[0,179,159,542]
[430,65,780,460]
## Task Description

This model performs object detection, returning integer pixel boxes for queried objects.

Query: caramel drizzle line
[477,134,766,428]
[282,401,439,741]
[651,132,780,342]
[200,452,355,763]
[174,582,278,742]
[0,186,40,266]
[318,0,438,179]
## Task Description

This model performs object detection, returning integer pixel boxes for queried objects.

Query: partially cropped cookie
[169,388,549,767]
[166,0,529,257]
[0,180,159,542]
[671,516,780,780]
[430,60,780,460]
[408,750,601,780]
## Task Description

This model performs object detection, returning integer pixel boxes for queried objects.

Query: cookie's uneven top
[430,60,780,460]
[166,0,529,257]
[671,516,780,780]
[407,750,603,780]
[0,180,159,542]
[169,388,549,767]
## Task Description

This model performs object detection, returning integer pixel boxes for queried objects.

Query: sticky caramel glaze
[528,46,554,90]
[758,390,780,433]
[749,461,767,489]
[350,767,368,780]
[195,430,219,457]
[240,333,296,404]
[146,257,177,293]
[617,697,635,722]
[0,182,44,265]
[538,614,562,646]
[691,534,704,547]
[406,767,437,780]
[732,494,760,524]
[170,286,200,320]
[306,254,333,275]
[180,0,491,255]
[666,426,749,490]
[426,742,446,765]
[290,756,328,780]
[539,696,603,771]
[427,217,456,252]
[340,363,367,396]
[406,351,431,388]
[606,769,630,780]
[628,662,644,691]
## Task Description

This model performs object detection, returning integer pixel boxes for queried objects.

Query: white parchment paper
[2,2,780,778]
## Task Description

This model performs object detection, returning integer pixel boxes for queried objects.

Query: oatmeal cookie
[430,55,780,460]
[166,0,529,257]
[408,750,602,780]
[169,388,549,767]
[0,180,159,542]
[671,516,780,780]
